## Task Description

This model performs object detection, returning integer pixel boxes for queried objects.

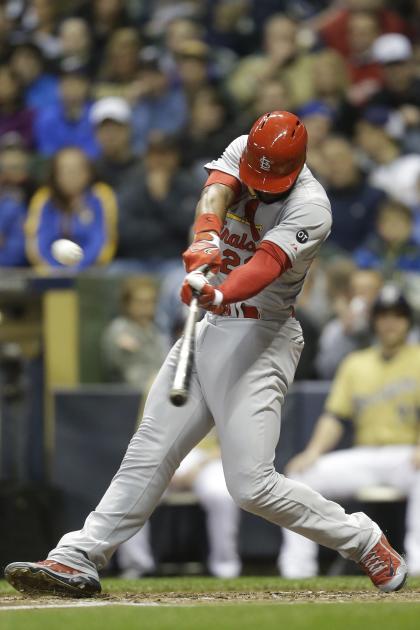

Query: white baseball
[51,239,83,266]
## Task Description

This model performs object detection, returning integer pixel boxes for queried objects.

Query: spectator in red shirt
[318,0,408,58]
[345,11,383,104]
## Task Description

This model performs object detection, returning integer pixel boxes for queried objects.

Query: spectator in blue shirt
[25,147,117,271]
[0,139,34,267]
[33,62,100,158]
[131,58,187,155]
[355,199,420,278]
[9,42,59,111]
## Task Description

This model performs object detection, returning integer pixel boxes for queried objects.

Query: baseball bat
[169,295,200,406]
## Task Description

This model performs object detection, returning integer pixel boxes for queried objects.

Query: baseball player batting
[5,111,407,597]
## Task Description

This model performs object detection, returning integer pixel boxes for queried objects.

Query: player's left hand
[181,270,224,314]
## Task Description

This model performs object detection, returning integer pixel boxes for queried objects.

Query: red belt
[221,303,262,319]
[220,303,295,320]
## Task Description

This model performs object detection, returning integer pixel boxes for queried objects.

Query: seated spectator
[180,86,236,176]
[115,137,198,272]
[280,286,420,578]
[369,34,420,153]
[355,108,420,206]
[161,16,237,84]
[91,96,138,191]
[311,49,349,107]
[238,77,294,134]
[161,16,204,76]
[25,147,117,270]
[316,267,383,379]
[58,18,93,75]
[77,0,131,72]
[355,200,420,277]
[0,139,34,267]
[131,59,187,155]
[370,33,420,109]
[317,0,408,59]
[0,64,34,148]
[298,101,334,179]
[226,13,315,108]
[9,42,58,111]
[344,10,383,105]
[206,0,258,57]
[101,276,167,388]
[94,27,141,100]
[20,0,61,60]
[33,61,100,158]
[173,40,215,106]
[0,134,35,202]
[321,136,385,252]
[311,49,358,137]
[249,77,293,117]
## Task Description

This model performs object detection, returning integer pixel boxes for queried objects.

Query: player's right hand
[180,270,224,314]
[182,232,221,273]
[285,450,319,475]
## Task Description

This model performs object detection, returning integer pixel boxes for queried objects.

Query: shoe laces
[362,551,388,576]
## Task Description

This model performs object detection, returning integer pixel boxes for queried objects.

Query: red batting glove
[183,213,223,273]
[182,232,221,273]
[180,270,225,314]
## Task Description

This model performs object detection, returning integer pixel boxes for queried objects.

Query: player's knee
[226,471,284,513]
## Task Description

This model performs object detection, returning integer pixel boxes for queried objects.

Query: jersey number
[220,248,253,274]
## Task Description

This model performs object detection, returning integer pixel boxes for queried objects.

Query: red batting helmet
[239,111,308,193]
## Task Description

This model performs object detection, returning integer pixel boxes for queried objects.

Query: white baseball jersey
[205,135,332,319]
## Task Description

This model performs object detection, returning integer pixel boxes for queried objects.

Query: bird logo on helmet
[259,156,272,172]
[240,111,308,194]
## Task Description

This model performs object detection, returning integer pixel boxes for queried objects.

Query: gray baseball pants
[48,314,381,578]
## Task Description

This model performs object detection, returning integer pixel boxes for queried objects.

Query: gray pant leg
[199,316,381,563]
[49,338,213,574]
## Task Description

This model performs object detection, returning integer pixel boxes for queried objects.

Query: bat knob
[169,389,187,407]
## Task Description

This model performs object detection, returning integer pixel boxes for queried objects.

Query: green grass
[1,576,420,630]
[2,602,420,630]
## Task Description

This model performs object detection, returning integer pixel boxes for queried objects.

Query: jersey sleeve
[324,356,355,420]
[204,135,248,180]
[262,202,332,266]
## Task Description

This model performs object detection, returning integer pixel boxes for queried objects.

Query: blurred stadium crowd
[1,0,420,577]
[0,0,420,372]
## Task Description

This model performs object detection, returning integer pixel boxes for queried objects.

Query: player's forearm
[304,413,345,456]
[194,183,236,225]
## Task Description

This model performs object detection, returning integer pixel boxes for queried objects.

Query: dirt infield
[1,588,420,608]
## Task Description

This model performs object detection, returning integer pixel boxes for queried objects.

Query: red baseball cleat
[359,533,407,592]
[4,559,101,598]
